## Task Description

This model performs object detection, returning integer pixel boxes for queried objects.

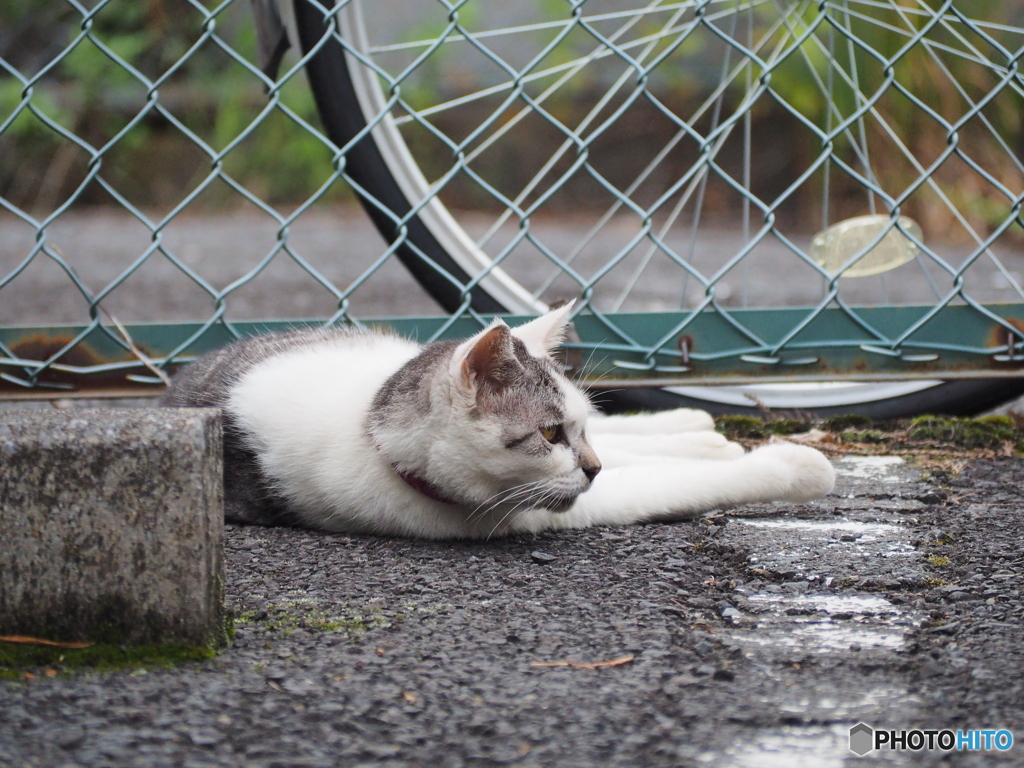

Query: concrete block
[0,408,225,646]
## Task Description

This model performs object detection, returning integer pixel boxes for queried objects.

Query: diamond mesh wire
[1,0,1023,393]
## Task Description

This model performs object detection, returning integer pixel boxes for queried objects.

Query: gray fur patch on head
[476,335,566,449]
[366,339,459,435]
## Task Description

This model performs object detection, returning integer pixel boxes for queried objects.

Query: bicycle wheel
[293,0,1024,417]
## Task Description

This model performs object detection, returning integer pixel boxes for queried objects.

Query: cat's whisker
[474,487,547,533]
[486,492,542,540]
[572,347,608,386]
[466,480,542,525]
[487,482,553,535]
[472,480,538,513]
[491,494,553,540]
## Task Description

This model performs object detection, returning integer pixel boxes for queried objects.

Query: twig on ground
[532,655,634,670]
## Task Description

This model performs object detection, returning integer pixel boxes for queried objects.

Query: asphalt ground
[1,428,1022,767]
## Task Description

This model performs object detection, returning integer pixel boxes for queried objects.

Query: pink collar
[392,465,460,505]
[376,443,459,505]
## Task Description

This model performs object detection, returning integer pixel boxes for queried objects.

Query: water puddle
[736,519,917,563]
[717,454,922,764]
[734,592,909,654]
[835,455,905,481]
[757,593,894,614]
[740,519,901,538]
[712,724,851,768]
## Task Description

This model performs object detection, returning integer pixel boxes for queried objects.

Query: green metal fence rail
[1,0,1023,398]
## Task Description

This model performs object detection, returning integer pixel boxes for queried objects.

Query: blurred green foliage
[0,0,349,212]
[1,0,1021,239]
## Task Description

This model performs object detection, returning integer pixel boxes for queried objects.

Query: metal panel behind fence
[1,0,1023,398]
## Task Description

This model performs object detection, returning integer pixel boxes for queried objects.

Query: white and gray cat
[162,305,835,539]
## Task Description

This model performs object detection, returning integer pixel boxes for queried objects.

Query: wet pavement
[1,441,1022,767]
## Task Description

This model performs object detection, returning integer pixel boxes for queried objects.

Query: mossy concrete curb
[0,408,225,647]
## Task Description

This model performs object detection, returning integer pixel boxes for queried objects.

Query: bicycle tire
[590,379,1024,419]
[294,0,1024,418]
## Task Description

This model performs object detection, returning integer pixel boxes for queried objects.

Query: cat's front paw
[746,441,835,502]
[679,430,745,460]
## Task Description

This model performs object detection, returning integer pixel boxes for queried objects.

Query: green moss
[715,416,767,439]
[0,641,215,678]
[908,415,1018,449]
[957,415,1016,448]
[822,414,874,432]
[236,599,389,638]
[840,429,886,444]
[714,415,816,439]
[907,416,957,443]
[767,419,811,435]
[926,555,949,567]
[713,412,1020,450]
[222,610,236,645]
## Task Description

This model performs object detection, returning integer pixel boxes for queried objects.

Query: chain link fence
[2,0,1023,407]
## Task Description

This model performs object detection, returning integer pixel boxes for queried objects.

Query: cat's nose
[579,444,601,483]
[583,462,601,483]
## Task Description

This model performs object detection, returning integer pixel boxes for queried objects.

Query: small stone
[785,607,815,616]
[712,668,735,681]
[662,675,700,695]
[531,551,557,565]
[57,732,86,751]
[188,729,224,747]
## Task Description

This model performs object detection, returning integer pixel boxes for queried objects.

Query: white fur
[227,314,835,540]
[510,300,574,357]
[589,431,746,466]
[588,407,716,434]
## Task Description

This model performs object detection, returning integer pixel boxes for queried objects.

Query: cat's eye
[540,424,560,443]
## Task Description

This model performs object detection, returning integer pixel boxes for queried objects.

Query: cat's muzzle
[544,491,582,513]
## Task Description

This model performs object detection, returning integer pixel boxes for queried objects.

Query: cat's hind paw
[674,430,745,460]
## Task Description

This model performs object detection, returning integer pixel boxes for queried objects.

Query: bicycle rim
[294,0,1024,416]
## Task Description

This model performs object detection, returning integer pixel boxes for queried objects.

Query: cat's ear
[510,300,575,359]
[450,319,519,393]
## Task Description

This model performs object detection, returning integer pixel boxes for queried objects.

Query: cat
[161,304,835,539]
